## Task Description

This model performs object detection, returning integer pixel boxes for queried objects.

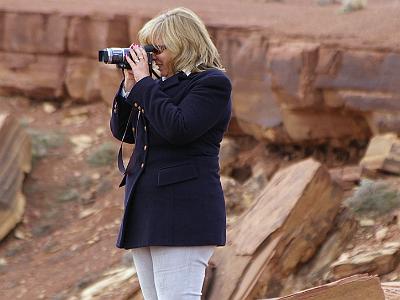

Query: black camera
[98,45,156,70]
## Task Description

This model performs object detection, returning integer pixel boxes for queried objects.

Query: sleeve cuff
[127,76,156,107]
[121,86,130,98]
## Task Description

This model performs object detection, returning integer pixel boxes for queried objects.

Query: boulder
[65,57,98,102]
[98,63,123,105]
[329,242,400,281]
[0,52,65,99]
[207,159,343,299]
[0,113,31,241]
[329,165,362,190]
[219,137,240,175]
[381,281,400,300]
[360,133,400,174]
[67,15,129,58]
[214,29,283,141]
[281,208,357,295]
[221,176,243,215]
[325,91,400,112]
[79,266,139,300]
[282,109,370,142]
[316,50,400,94]
[65,57,121,103]
[268,42,320,109]
[366,112,400,135]
[263,275,385,300]
[3,12,68,54]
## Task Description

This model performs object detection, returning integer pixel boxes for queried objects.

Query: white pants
[131,245,215,300]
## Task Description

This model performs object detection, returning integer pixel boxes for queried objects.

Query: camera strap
[117,109,140,175]
[116,59,157,176]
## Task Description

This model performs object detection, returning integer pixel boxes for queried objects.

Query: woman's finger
[125,52,136,69]
[138,47,148,63]
[129,48,140,64]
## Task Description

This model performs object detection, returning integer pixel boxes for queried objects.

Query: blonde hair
[138,7,225,74]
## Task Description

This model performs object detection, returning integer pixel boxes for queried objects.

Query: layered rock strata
[206,159,343,299]
[0,113,31,241]
[0,1,399,144]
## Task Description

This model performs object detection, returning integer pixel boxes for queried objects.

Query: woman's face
[152,43,174,78]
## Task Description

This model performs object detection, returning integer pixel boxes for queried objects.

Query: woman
[110,7,232,300]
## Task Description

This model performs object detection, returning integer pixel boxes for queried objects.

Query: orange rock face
[0,0,400,143]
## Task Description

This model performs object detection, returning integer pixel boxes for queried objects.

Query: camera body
[98,45,156,69]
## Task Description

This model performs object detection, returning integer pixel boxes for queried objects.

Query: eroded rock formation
[0,113,31,240]
[0,1,399,144]
[206,159,343,299]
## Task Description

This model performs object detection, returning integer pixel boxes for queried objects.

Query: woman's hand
[125,45,150,83]
[123,68,136,92]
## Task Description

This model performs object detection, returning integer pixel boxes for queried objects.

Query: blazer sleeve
[109,81,137,144]
[126,73,232,145]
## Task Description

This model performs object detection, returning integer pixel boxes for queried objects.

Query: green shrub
[27,129,64,162]
[345,179,400,217]
[86,143,115,167]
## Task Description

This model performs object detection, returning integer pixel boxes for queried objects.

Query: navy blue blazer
[110,68,232,249]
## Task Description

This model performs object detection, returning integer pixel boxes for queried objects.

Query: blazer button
[134,103,138,107]
[141,163,144,168]
[113,108,117,113]
[144,145,147,151]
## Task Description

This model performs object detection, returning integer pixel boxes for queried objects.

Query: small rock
[375,227,389,242]
[389,273,399,281]
[61,115,88,126]
[79,208,99,219]
[14,229,26,240]
[359,219,375,227]
[95,127,106,136]
[87,235,100,245]
[57,189,80,203]
[0,257,7,266]
[43,102,56,114]
[91,173,101,180]
[70,244,79,251]
[68,107,89,117]
[70,135,93,154]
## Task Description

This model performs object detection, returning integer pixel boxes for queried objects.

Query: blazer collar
[160,71,188,90]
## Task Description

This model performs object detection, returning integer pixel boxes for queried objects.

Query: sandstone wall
[1,2,399,144]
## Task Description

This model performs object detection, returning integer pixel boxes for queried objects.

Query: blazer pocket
[158,163,198,186]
